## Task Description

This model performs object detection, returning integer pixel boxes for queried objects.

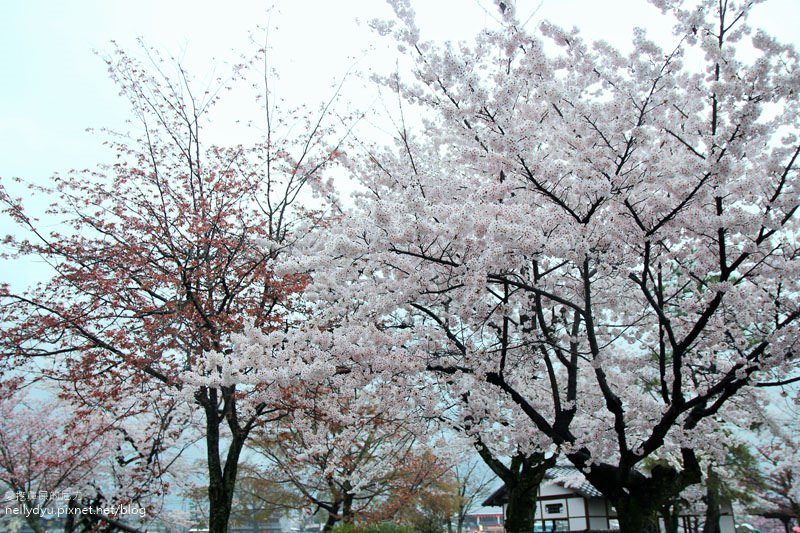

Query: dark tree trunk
[207,435,244,533]
[322,501,342,533]
[203,387,248,533]
[573,449,703,533]
[342,491,355,524]
[614,497,662,533]
[64,496,78,533]
[701,466,721,533]
[702,490,721,533]
[660,498,681,533]
[472,449,554,533]
[504,475,541,533]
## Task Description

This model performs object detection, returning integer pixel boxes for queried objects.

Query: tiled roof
[544,466,603,498]
[482,465,604,506]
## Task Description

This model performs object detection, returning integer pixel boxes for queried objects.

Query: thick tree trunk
[503,458,551,533]
[470,431,556,533]
[322,501,342,533]
[208,442,241,533]
[577,449,703,533]
[608,470,701,533]
[203,388,247,533]
[504,481,539,533]
[660,498,680,533]
[702,490,721,533]
[342,491,355,524]
[702,466,721,533]
[614,497,661,533]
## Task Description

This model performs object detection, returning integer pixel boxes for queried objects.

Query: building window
[534,520,569,532]
[544,503,563,514]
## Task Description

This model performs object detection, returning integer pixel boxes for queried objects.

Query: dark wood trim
[584,496,590,531]
[537,493,579,501]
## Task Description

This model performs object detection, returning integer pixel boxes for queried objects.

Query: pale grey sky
[2,0,797,184]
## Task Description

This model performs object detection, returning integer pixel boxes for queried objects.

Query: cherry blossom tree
[0,39,345,533]
[311,0,800,531]
[392,465,460,533]
[0,386,108,533]
[751,388,800,530]
[394,352,557,532]
[247,380,449,531]
[0,381,186,533]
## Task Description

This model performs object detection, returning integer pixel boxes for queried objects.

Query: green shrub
[332,522,415,533]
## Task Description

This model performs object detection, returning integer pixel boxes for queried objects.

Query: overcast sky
[2,0,798,186]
